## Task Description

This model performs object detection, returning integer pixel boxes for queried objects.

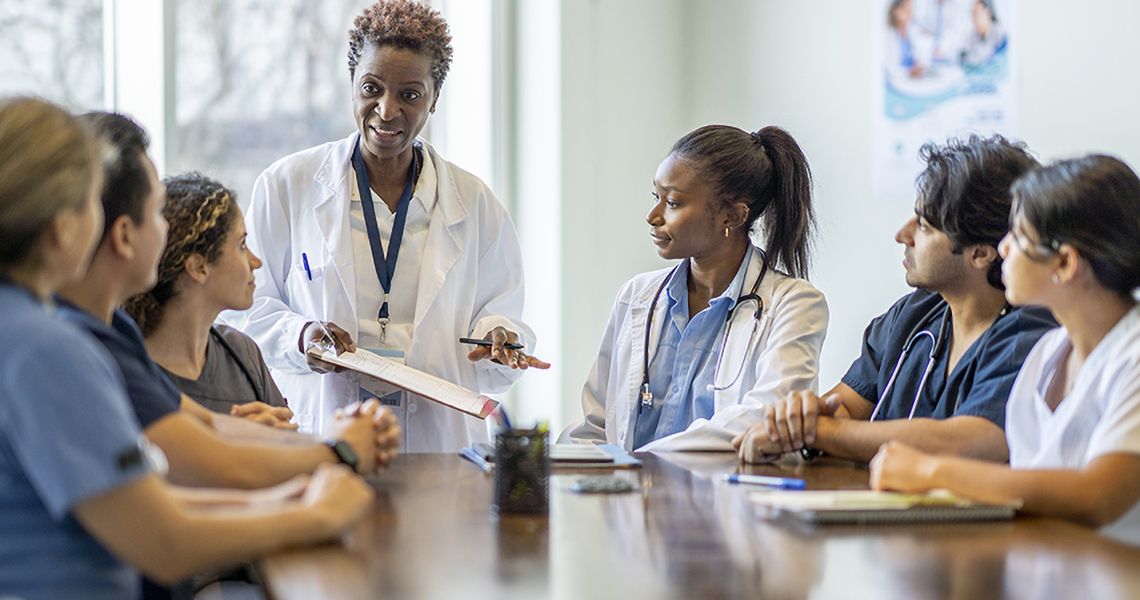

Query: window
[169,0,372,202]
[0,0,104,110]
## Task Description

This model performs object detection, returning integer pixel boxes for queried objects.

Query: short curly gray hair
[347,0,453,94]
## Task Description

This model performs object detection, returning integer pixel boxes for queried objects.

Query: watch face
[332,440,359,469]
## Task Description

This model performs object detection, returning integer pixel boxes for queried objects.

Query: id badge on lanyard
[352,135,420,345]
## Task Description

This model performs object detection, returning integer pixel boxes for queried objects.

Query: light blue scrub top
[632,254,749,449]
[0,283,150,599]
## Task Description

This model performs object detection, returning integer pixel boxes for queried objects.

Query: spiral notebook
[751,490,1019,525]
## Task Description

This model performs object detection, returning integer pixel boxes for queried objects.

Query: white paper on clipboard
[309,348,499,419]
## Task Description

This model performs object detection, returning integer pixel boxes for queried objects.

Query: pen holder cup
[493,426,550,515]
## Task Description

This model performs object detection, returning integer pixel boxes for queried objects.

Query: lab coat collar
[622,246,768,440]
[633,246,762,309]
[309,134,453,217]
[420,140,469,229]
[308,136,358,328]
[345,141,439,217]
[303,134,472,337]
[634,246,761,356]
[664,249,751,312]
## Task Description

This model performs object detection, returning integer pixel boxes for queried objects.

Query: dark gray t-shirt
[162,324,287,414]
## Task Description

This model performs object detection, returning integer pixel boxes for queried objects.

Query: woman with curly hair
[124,173,293,427]
[226,0,548,450]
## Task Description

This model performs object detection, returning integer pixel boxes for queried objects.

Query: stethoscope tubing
[867,300,1008,421]
[868,305,946,422]
[638,247,768,412]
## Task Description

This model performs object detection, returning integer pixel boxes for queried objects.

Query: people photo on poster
[875,0,1018,202]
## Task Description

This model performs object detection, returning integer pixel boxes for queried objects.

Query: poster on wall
[874,0,1019,203]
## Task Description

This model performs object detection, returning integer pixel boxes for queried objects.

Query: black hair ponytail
[671,124,817,279]
[753,126,816,279]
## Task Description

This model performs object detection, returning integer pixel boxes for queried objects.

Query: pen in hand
[459,336,525,350]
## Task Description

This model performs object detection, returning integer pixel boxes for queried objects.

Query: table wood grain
[260,453,1140,599]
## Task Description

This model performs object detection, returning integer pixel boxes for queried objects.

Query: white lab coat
[562,248,827,452]
[226,134,533,452]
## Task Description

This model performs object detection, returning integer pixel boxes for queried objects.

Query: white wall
[555,0,693,432]
[514,0,690,431]
[516,0,1140,429]
[686,0,1140,390]
[689,0,915,393]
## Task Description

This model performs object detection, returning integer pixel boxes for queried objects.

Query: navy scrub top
[841,290,1057,428]
[57,302,182,428]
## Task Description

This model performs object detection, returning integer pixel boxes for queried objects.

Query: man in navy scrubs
[736,135,1057,464]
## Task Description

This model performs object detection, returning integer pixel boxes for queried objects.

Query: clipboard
[309,348,499,419]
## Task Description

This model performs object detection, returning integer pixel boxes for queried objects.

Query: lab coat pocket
[294,260,327,281]
[285,258,327,288]
[284,258,329,314]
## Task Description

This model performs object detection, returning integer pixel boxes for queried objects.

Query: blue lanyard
[351,135,420,340]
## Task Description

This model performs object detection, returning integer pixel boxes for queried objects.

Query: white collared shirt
[349,149,438,354]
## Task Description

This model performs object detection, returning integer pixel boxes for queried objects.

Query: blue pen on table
[722,473,806,490]
[301,252,313,281]
[459,447,493,474]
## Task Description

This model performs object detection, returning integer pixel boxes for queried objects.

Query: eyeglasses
[1008,228,1060,261]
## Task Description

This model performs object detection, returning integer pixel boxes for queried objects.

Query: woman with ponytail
[124,173,293,426]
[563,125,828,451]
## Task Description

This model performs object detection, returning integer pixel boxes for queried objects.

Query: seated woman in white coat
[563,125,829,452]
[227,0,547,450]
[871,155,1140,543]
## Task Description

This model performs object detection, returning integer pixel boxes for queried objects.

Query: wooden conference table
[261,453,1140,599]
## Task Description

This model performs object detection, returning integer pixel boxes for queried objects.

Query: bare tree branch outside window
[0,0,104,111]
[171,0,373,204]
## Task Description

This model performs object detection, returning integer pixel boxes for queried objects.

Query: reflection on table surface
[261,453,1140,600]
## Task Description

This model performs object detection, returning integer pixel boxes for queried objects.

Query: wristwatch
[325,439,360,472]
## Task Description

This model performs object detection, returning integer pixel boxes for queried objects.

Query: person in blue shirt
[736,134,1057,464]
[0,97,374,599]
[56,111,400,490]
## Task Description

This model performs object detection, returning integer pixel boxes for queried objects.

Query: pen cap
[492,422,549,515]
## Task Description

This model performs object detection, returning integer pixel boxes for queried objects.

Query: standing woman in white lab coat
[229,0,547,451]
[564,125,829,451]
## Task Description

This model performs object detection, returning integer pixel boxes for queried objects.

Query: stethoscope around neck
[868,300,1011,421]
[638,247,769,414]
